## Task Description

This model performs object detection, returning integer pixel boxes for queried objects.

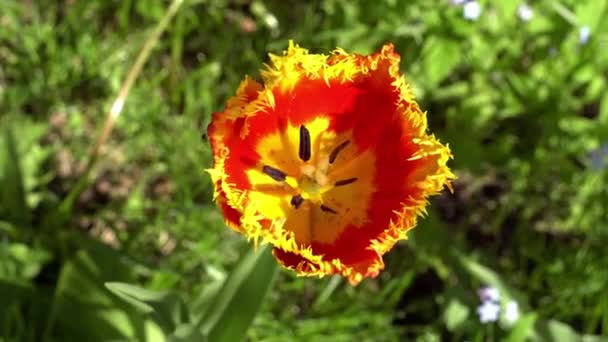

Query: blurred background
[1,0,607,341]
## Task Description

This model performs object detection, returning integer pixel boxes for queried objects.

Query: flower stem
[549,0,579,26]
[57,0,185,220]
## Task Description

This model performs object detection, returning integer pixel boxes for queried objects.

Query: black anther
[329,140,350,164]
[299,125,311,162]
[262,165,287,182]
[290,194,304,209]
[320,204,338,214]
[334,177,358,186]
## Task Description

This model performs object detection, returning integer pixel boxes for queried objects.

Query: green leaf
[494,0,519,20]
[531,319,582,342]
[0,278,44,341]
[443,298,470,331]
[105,282,189,332]
[190,268,226,322]
[408,211,453,279]
[168,324,209,342]
[505,313,537,342]
[599,91,608,130]
[432,81,469,101]
[0,123,29,226]
[47,238,165,342]
[421,37,461,87]
[458,254,516,301]
[8,243,53,280]
[576,0,607,30]
[105,282,165,314]
[0,116,50,230]
[312,275,343,309]
[199,244,278,342]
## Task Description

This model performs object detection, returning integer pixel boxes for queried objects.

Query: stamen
[320,204,338,214]
[299,125,311,162]
[290,194,304,209]
[329,140,350,164]
[262,165,287,182]
[334,177,358,186]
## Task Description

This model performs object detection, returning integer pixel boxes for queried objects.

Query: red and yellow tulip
[208,41,454,285]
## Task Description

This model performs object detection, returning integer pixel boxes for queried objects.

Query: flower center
[299,176,325,203]
[260,124,357,215]
[247,118,377,244]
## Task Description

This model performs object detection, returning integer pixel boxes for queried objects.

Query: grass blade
[199,244,278,342]
[0,124,30,226]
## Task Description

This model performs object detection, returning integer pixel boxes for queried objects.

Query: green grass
[1,0,608,341]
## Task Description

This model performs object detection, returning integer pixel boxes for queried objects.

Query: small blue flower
[477,301,500,323]
[463,1,482,21]
[589,144,608,170]
[548,47,558,57]
[517,3,534,22]
[478,286,500,303]
[579,26,591,45]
